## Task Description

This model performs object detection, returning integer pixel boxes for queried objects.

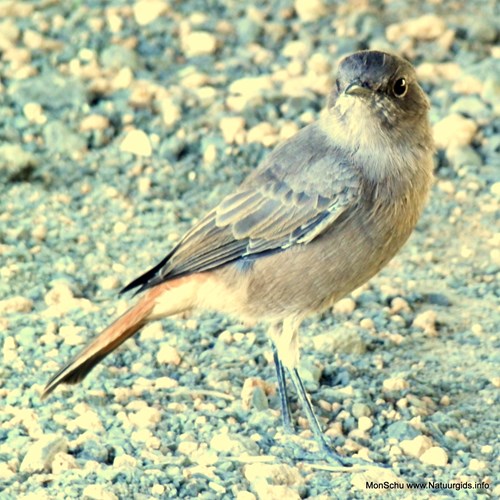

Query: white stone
[182,31,217,57]
[420,446,448,466]
[120,129,152,156]
[400,435,433,458]
[433,114,477,149]
[383,377,409,392]
[133,0,169,26]
[294,0,327,22]
[20,435,68,473]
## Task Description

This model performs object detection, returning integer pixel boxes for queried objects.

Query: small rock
[433,114,477,149]
[82,485,118,500]
[80,114,110,132]
[0,144,37,180]
[182,31,217,57]
[156,344,181,365]
[412,310,437,336]
[294,0,327,22]
[400,435,433,458]
[467,19,498,43]
[100,45,139,71]
[120,129,152,157]
[246,122,277,146]
[253,485,301,500]
[219,116,245,144]
[244,463,304,486]
[51,452,78,474]
[236,492,257,500]
[210,432,259,455]
[420,446,448,466]
[43,120,87,156]
[387,421,420,441]
[23,102,46,124]
[133,0,169,26]
[387,14,446,42]
[333,297,356,315]
[229,76,273,98]
[158,97,182,128]
[241,377,270,410]
[312,325,366,355]
[351,402,371,419]
[20,435,68,473]
[0,296,33,314]
[383,377,409,392]
[481,76,500,105]
[468,458,487,471]
[298,358,322,386]
[358,416,373,432]
[129,406,162,428]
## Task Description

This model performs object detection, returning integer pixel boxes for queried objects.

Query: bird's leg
[274,317,355,466]
[268,323,293,433]
[271,341,294,434]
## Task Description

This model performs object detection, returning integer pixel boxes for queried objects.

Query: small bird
[43,50,434,465]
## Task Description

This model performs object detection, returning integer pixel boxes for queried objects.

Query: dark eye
[392,77,408,97]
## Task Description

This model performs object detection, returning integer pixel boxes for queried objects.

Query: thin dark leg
[288,367,351,466]
[272,343,294,434]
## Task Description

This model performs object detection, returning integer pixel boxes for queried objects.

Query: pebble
[120,129,153,157]
[80,114,110,132]
[229,76,273,99]
[51,452,78,473]
[82,484,118,500]
[294,0,327,23]
[468,458,487,471]
[219,116,245,144]
[386,14,446,42]
[412,310,437,336]
[210,432,260,455]
[20,435,68,473]
[246,122,277,146]
[419,446,448,466]
[133,0,169,26]
[0,144,37,179]
[383,377,409,392]
[0,296,33,314]
[158,97,182,128]
[333,297,356,315]
[23,102,46,124]
[312,325,367,355]
[129,406,162,428]
[43,120,87,156]
[156,344,182,365]
[400,435,433,458]
[182,31,218,57]
[241,377,270,410]
[351,402,371,419]
[244,463,304,486]
[358,416,373,432]
[433,114,477,149]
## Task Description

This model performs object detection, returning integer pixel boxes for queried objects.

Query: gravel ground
[1,0,499,498]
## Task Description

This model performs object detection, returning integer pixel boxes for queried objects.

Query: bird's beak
[344,82,372,97]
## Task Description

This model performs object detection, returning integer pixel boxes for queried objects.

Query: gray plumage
[43,51,434,464]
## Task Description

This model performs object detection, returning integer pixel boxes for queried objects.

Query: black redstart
[43,50,434,465]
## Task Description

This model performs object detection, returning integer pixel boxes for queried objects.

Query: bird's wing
[122,123,361,294]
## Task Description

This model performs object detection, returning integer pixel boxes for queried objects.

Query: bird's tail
[41,283,174,399]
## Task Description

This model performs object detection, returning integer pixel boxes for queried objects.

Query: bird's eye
[392,77,408,98]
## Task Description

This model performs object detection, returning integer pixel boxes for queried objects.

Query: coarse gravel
[0,0,499,498]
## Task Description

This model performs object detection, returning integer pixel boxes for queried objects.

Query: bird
[42,50,434,466]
